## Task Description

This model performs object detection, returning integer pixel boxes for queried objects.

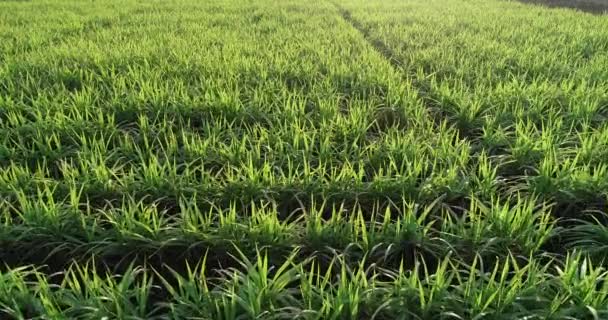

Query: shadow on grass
[514,0,608,13]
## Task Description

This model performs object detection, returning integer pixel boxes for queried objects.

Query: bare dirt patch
[516,0,608,13]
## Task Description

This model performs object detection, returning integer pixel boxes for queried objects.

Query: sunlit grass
[0,0,607,317]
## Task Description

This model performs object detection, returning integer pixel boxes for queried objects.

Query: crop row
[1,250,607,319]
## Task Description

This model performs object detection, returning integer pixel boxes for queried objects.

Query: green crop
[1,0,607,318]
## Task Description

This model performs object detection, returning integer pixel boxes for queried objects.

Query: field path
[331,0,473,141]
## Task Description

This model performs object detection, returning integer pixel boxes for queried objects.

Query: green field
[1,0,608,318]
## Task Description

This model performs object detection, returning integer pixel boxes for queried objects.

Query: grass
[1,0,608,318]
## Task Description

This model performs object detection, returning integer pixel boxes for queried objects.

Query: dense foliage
[1,0,607,318]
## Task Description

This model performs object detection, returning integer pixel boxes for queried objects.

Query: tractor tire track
[331,1,473,141]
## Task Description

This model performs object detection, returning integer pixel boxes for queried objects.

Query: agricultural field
[1,0,608,318]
